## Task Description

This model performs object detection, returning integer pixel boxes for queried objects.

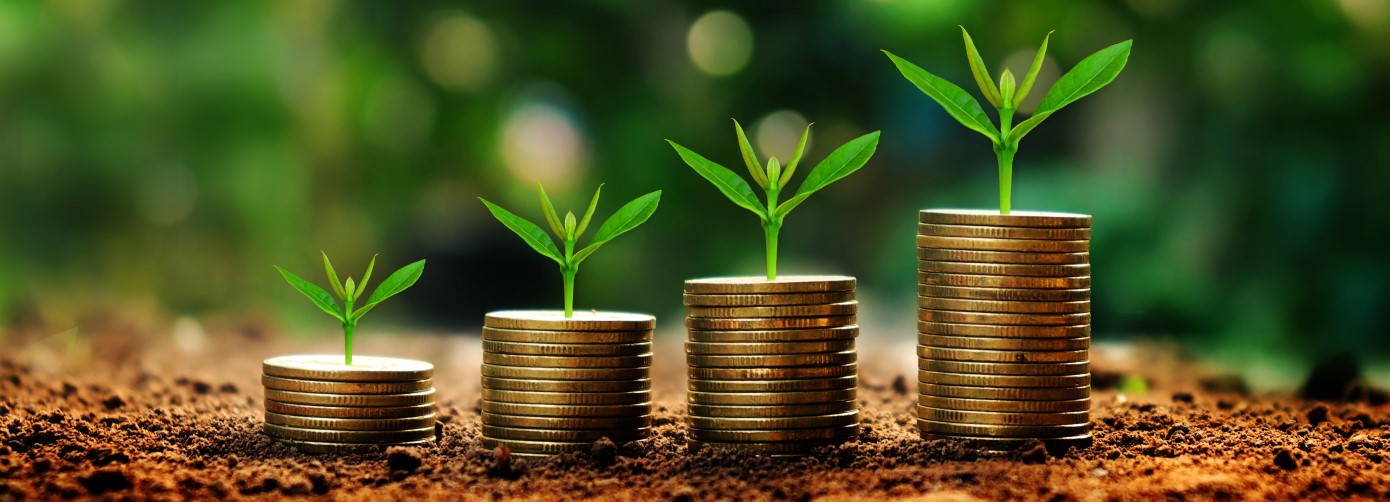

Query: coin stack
[480,310,654,460]
[684,276,861,457]
[916,209,1093,453]
[261,355,437,454]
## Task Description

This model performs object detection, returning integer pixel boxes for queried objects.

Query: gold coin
[689,423,859,443]
[481,425,649,443]
[920,359,1090,376]
[919,371,1090,388]
[690,364,857,381]
[918,346,1088,364]
[687,388,856,406]
[262,355,433,382]
[917,419,1091,438]
[481,389,651,406]
[688,351,857,368]
[918,309,1091,326]
[688,327,858,343]
[687,410,860,430]
[917,235,1089,253]
[482,327,651,344]
[484,310,655,331]
[263,400,435,419]
[684,275,856,294]
[919,273,1091,289]
[917,223,1092,240]
[482,377,651,393]
[918,382,1091,401]
[481,364,648,381]
[481,412,652,430]
[687,400,857,418]
[918,209,1092,228]
[689,376,858,393]
[482,340,652,357]
[481,353,652,368]
[918,261,1091,278]
[920,433,1092,452]
[272,437,433,454]
[919,334,1089,351]
[482,437,592,454]
[685,340,855,355]
[262,388,436,407]
[918,406,1089,426]
[918,321,1090,338]
[683,291,856,307]
[263,423,435,443]
[481,401,650,418]
[685,316,856,330]
[919,396,1091,413]
[918,297,1089,314]
[687,439,844,455]
[918,248,1090,265]
[686,301,858,319]
[261,375,433,394]
[264,411,436,431]
[919,284,1090,302]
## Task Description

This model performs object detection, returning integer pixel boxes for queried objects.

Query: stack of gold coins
[916,209,1093,452]
[480,311,654,460]
[261,355,437,454]
[684,276,860,457]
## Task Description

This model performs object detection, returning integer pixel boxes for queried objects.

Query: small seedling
[275,254,426,365]
[885,28,1131,213]
[668,123,879,280]
[480,185,661,318]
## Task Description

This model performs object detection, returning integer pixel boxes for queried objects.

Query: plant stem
[343,298,355,365]
[764,186,781,281]
[562,266,577,318]
[996,107,1017,214]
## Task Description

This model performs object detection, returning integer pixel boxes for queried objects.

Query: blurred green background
[3,0,1388,387]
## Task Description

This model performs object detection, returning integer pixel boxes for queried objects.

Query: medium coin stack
[684,276,861,457]
[262,355,437,454]
[916,209,1093,452]
[481,311,654,460]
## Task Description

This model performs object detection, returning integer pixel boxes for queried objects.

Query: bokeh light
[419,12,498,92]
[753,110,811,163]
[499,101,588,189]
[686,10,753,76]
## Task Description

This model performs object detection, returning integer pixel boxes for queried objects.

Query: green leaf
[537,183,565,237]
[667,140,768,217]
[1034,39,1132,115]
[778,131,880,219]
[961,27,1002,108]
[884,50,1000,142]
[575,184,603,238]
[1008,110,1053,144]
[352,259,425,322]
[356,254,377,301]
[766,156,781,190]
[573,190,661,265]
[276,266,344,321]
[321,251,346,300]
[733,120,769,189]
[780,123,812,186]
[1014,31,1052,104]
[479,197,564,264]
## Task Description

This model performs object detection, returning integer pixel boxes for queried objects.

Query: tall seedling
[276,254,426,365]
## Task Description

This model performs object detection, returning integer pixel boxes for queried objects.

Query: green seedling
[885,28,1131,213]
[668,123,880,280]
[480,184,661,318]
[276,254,426,365]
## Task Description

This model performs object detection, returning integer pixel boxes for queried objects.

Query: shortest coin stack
[481,311,655,460]
[262,355,437,454]
[684,276,861,457]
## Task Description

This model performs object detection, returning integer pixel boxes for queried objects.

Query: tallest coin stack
[915,209,1094,453]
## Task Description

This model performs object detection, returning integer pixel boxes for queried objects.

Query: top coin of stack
[915,209,1093,452]
[262,355,437,454]
[684,276,861,457]
[481,310,654,460]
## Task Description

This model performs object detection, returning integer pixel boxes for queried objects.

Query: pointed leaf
[1007,110,1053,144]
[884,51,1000,142]
[1015,31,1052,104]
[575,184,603,238]
[733,120,769,189]
[781,123,812,186]
[573,190,661,265]
[667,140,768,217]
[322,251,346,300]
[355,254,377,301]
[1034,39,1132,115]
[537,183,565,237]
[479,198,564,264]
[766,156,781,190]
[779,131,879,219]
[276,266,344,321]
[773,191,813,219]
[961,27,1002,107]
[352,259,425,322]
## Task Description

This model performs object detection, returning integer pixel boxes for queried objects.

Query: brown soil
[2,329,1389,501]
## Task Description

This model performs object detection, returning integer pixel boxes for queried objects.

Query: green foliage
[480,185,661,317]
[668,122,880,280]
[276,254,426,364]
[885,29,1131,213]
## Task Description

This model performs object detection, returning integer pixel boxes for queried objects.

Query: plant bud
[998,69,1017,108]
[564,211,577,238]
[344,277,356,301]
[766,156,782,190]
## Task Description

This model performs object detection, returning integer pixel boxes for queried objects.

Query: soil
[2,327,1389,501]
